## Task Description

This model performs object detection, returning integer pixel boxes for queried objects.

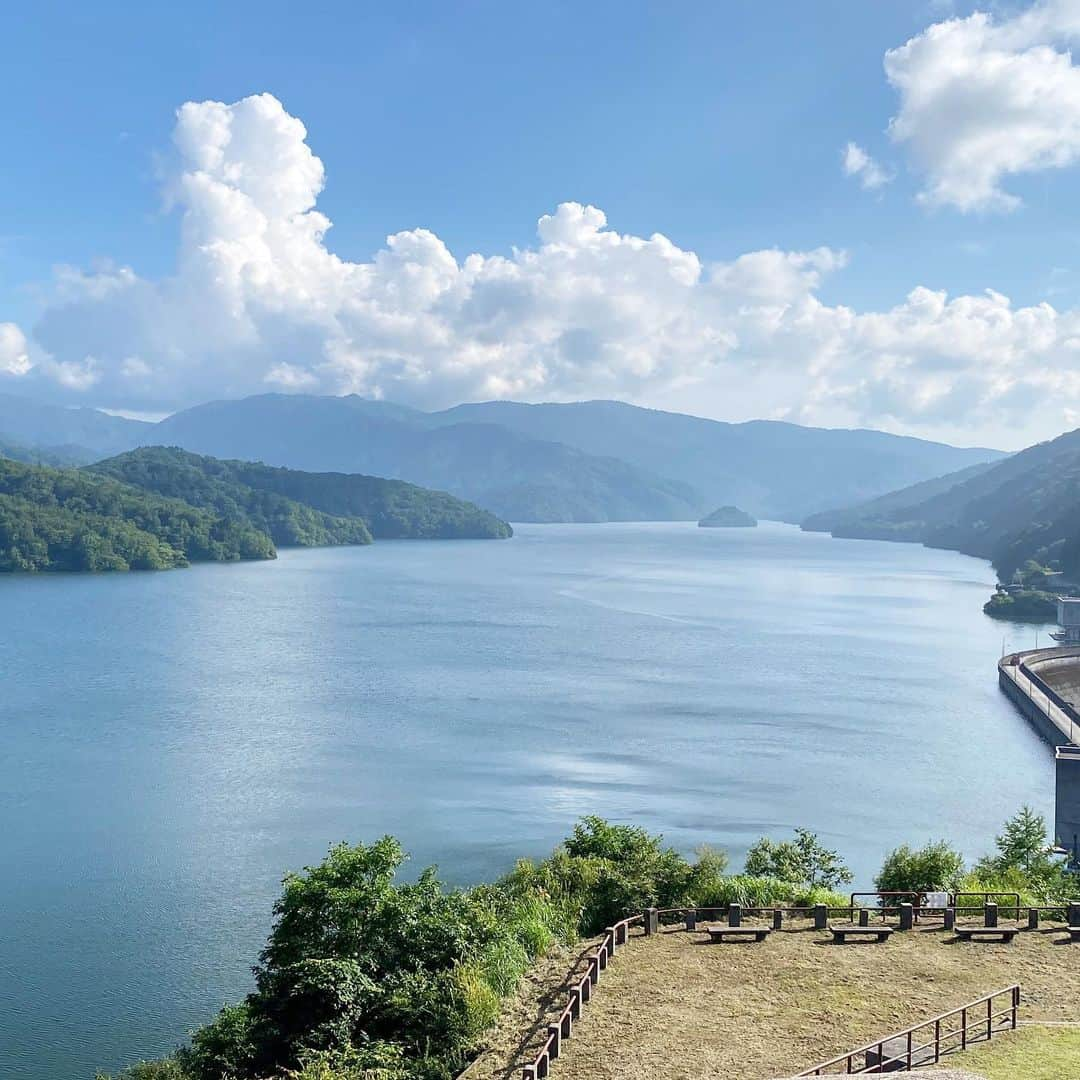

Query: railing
[520,913,641,1080]
[796,984,1020,1075]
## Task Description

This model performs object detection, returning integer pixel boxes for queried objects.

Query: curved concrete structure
[998,647,1080,746]
[999,647,1080,855]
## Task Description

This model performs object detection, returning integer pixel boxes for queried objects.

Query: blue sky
[4,1,1080,448]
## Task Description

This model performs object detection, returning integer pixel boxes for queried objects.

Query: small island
[983,588,1058,622]
[698,505,757,528]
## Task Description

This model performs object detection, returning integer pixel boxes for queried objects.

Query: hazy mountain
[90,447,512,540]
[801,459,1003,537]
[151,395,702,523]
[0,391,149,456]
[430,400,1005,521]
[800,427,1080,580]
[0,434,96,468]
[0,390,1006,525]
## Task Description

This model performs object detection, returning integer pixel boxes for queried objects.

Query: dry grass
[463,921,1080,1080]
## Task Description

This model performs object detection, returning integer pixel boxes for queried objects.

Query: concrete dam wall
[999,647,1080,855]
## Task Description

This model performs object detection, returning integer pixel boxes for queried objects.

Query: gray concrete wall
[999,649,1080,852]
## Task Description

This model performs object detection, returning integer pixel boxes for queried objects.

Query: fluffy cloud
[842,142,892,190]
[885,1,1080,211]
[0,323,31,376]
[7,91,1080,446]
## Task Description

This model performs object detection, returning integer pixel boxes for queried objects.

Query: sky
[3,1,1080,449]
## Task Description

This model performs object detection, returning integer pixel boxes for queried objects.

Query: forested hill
[800,427,1080,581]
[88,447,513,540]
[87,448,373,549]
[0,458,275,572]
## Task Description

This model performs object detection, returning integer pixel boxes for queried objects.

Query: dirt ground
[461,920,1080,1080]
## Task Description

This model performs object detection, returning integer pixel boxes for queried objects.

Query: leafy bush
[743,828,853,889]
[875,841,965,895]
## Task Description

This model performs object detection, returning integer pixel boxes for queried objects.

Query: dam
[999,647,1080,858]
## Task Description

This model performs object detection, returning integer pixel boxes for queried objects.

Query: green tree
[874,841,964,895]
[974,806,1067,896]
[744,828,853,889]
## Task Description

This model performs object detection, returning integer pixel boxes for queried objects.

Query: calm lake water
[0,522,1057,1078]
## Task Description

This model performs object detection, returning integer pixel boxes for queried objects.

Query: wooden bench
[1063,926,1080,941]
[705,925,771,943]
[954,926,1019,942]
[829,924,894,943]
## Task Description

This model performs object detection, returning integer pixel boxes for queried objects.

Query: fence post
[589,958,599,987]
[961,1007,967,1050]
[729,902,742,927]
[606,927,617,954]
[569,986,581,1020]
[1068,900,1080,926]
[772,908,783,930]
[858,908,870,927]
[1028,907,1040,930]
[985,901,998,928]
[598,943,608,971]
[560,1009,572,1040]
[644,907,658,935]
[685,910,697,931]
[582,971,593,999]
[944,907,956,931]
[547,1024,561,1061]
[813,903,827,930]
[899,902,913,931]
[934,1018,941,1063]
[523,1067,536,1080]
[1012,985,1020,1028]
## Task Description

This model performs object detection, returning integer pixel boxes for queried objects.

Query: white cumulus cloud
[842,142,892,190]
[7,91,1080,447]
[885,0,1080,212]
[0,322,31,376]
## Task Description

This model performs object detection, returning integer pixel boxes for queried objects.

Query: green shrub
[743,829,853,889]
[875,841,965,895]
[96,1061,189,1080]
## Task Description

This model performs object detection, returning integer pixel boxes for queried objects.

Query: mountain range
[802,427,1080,582]
[0,391,1003,524]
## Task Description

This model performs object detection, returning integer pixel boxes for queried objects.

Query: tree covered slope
[800,427,1080,581]
[89,447,512,540]
[88,448,374,548]
[0,458,275,572]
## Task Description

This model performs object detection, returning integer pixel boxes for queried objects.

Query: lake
[0,522,1056,1079]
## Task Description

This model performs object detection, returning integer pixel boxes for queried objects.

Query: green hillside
[89,447,513,540]
[88,447,373,548]
[0,458,274,572]
[799,427,1080,582]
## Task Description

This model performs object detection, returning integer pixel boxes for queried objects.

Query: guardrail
[520,913,641,1080]
[796,984,1020,1075]
[516,895,1071,1079]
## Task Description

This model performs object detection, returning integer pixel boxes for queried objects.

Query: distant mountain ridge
[0,391,1004,524]
[429,399,1003,521]
[800,427,1080,581]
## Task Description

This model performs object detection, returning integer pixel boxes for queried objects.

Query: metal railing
[796,984,1020,1075]
[520,913,641,1080]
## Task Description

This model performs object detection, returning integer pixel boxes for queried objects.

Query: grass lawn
[463,922,1080,1080]
[948,1025,1080,1079]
